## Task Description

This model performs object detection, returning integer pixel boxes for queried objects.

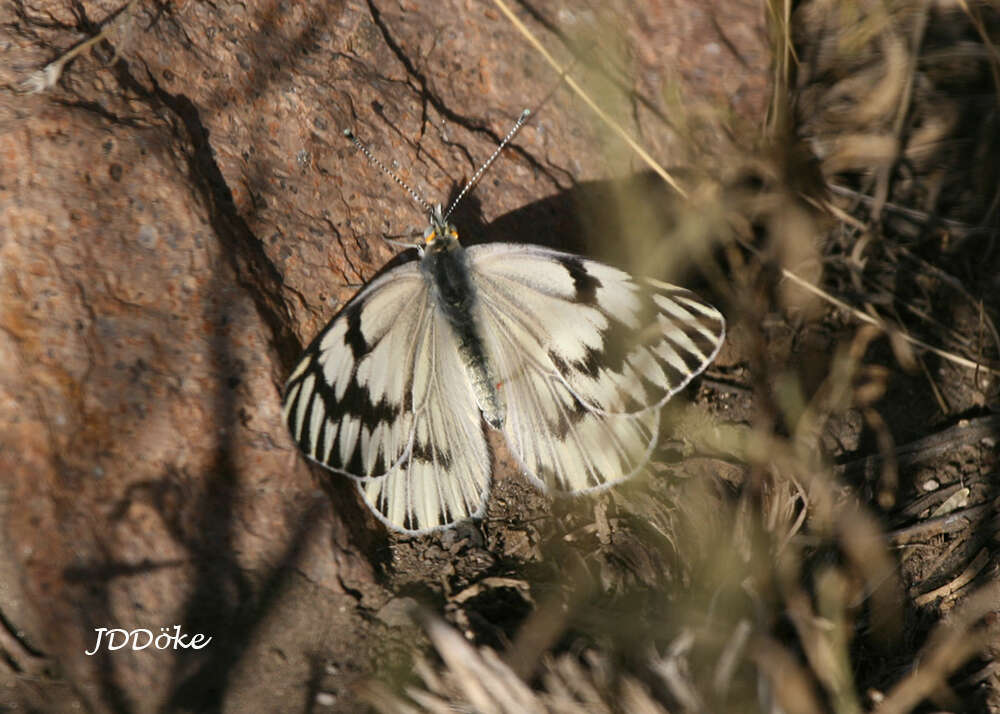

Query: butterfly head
[423,204,460,250]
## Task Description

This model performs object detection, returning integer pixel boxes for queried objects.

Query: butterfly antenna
[343,129,434,215]
[443,109,531,222]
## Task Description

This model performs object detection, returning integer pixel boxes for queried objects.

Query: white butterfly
[283,112,725,534]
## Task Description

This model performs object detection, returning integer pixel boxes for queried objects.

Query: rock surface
[0,0,766,710]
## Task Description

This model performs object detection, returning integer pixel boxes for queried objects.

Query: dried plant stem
[779,266,1000,377]
[495,0,1000,380]
[16,0,141,94]
[489,0,687,199]
[875,581,1000,714]
[887,499,998,545]
[871,0,932,223]
[913,548,989,607]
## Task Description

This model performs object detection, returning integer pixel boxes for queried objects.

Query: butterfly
[282,110,725,534]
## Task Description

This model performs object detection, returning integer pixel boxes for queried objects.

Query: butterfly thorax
[420,227,505,430]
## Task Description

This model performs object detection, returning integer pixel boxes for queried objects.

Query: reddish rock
[0,0,767,710]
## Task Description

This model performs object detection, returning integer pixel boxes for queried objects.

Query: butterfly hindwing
[468,243,725,492]
[356,306,491,533]
[484,310,662,491]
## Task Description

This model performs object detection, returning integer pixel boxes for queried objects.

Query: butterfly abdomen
[421,238,505,429]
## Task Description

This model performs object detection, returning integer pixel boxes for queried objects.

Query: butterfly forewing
[283,259,492,533]
[282,261,429,478]
[468,243,725,492]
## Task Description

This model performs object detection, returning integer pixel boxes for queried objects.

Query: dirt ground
[1,1,998,713]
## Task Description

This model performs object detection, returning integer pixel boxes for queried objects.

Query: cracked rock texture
[0,0,766,711]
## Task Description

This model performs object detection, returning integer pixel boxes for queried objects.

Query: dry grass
[367,0,1000,712]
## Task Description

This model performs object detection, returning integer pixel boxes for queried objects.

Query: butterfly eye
[425,230,437,244]
[449,229,458,239]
